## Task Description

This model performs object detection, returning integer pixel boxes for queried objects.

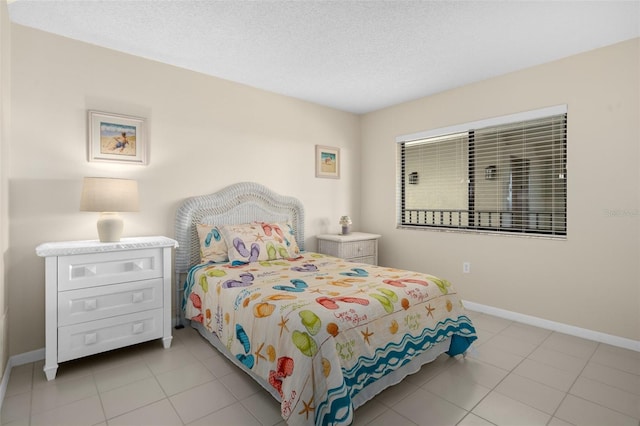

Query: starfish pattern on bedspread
[183,252,476,426]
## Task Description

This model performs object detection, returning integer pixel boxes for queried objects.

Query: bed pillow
[196,223,229,263]
[259,221,301,257]
[220,221,300,263]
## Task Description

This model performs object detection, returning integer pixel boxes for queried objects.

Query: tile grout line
[544,339,640,425]
[461,323,568,424]
[432,318,518,425]
[413,324,514,426]
[28,362,35,425]
[465,332,541,421]
[91,371,109,425]
[147,345,185,425]
[538,331,582,426]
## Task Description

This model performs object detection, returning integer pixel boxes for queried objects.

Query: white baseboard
[10,348,45,366]
[0,358,10,414]
[464,300,640,352]
[0,348,45,413]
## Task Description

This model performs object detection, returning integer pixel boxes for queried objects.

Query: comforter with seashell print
[183,252,477,426]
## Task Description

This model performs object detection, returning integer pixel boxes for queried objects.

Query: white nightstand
[36,236,178,380]
[316,232,381,265]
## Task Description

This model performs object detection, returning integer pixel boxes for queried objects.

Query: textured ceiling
[8,0,640,114]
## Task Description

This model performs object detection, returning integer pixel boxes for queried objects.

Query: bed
[175,182,477,426]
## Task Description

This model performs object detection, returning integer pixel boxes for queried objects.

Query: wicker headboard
[174,182,305,274]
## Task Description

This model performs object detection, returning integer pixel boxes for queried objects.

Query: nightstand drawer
[58,248,163,291]
[340,240,376,259]
[58,308,163,362]
[58,278,164,326]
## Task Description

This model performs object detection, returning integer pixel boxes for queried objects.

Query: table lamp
[80,177,139,242]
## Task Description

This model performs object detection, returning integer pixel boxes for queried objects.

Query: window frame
[396,105,568,239]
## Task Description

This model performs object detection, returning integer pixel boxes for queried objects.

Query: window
[397,106,567,237]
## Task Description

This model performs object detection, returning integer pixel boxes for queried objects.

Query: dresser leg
[162,336,173,349]
[43,363,58,381]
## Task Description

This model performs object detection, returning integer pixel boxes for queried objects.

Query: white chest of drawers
[36,236,178,380]
[316,232,381,265]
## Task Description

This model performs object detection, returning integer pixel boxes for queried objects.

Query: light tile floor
[2,311,639,425]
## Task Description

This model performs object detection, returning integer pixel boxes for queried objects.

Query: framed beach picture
[315,145,340,179]
[88,110,148,165]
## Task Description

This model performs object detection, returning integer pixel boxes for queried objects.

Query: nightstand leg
[162,336,172,349]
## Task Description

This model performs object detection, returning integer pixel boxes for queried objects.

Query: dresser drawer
[58,278,164,326]
[58,308,163,362]
[58,248,163,291]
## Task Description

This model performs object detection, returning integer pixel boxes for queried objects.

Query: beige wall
[5,23,639,358]
[8,25,361,356]
[1,0,10,371]
[361,38,640,341]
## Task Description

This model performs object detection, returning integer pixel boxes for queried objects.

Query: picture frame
[315,145,340,179]
[88,110,148,165]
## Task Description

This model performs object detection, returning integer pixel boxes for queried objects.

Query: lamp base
[97,212,124,242]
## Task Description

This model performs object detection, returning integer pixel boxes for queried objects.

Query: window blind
[397,106,567,237]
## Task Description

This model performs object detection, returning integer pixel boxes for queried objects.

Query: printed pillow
[220,221,300,263]
[260,221,301,257]
[196,223,228,263]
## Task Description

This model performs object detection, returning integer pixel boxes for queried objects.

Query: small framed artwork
[315,145,340,179]
[88,110,148,165]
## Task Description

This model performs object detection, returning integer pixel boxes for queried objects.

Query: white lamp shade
[80,177,139,212]
[80,177,139,242]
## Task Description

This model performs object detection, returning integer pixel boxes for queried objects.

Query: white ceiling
[8,0,640,114]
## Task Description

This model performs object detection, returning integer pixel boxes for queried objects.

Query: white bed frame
[175,181,305,273]
[174,182,305,326]
[173,181,453,417]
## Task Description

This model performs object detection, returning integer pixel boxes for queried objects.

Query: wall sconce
[409,172,419,184]
[80,177,139,242]
[485,165,497,180]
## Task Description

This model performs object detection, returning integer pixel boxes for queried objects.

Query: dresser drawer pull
[72,265,97,279]
[132,292,144,303]
[84,333,97,345]
[132,322,144,334]
[84,299,97,311]
[125,260,145,272]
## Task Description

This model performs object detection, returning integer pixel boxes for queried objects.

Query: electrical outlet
[463,262,471,273]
